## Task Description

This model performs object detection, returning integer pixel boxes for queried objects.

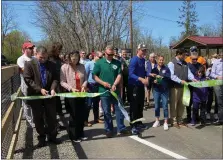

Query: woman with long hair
[60,51,88,142]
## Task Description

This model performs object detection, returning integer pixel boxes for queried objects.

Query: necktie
[40,63,47,87]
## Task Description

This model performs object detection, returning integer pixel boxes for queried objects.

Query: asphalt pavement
[79,104,223,159]
[14,100,223,159]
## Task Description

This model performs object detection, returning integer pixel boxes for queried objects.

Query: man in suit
[23,46,60,147]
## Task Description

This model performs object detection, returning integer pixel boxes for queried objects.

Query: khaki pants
[169,87,184,124]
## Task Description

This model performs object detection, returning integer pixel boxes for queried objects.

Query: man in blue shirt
[128,44,149,135]
[85,51,104,125]
[167,48,197,129]
[210,52,223,125]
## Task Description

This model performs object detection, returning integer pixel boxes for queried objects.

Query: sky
[2,1,221,46]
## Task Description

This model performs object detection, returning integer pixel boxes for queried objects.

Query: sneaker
[214,114,219,121]
[206,113,211,120]
[152,121,160,128]
[73,139,82,143]
[190,121,196,126]
[164,123,169,131]
[81,136,88,141]
[117,129,131,136]
[131,127,140,135]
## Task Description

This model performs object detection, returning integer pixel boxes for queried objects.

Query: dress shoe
[179,122,188,127]
[84,122,92,127]
[37,140,46,148]
[105,132,113,138]
[94,119,104,124]
[173,123,180,129]
[48,138,62,145]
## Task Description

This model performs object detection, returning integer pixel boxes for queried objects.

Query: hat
[105,45,114,50]
[137,44,147,50]
[212,53,218,58]
[22,42,35,50]
[190,46,197,53]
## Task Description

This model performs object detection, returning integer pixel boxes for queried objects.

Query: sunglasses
[192,58,198,60]
[107,54,114,57]
[81,52,86,54]
[190,49,197,52]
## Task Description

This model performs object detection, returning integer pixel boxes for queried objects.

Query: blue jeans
[153,89,169,119]
[100,94,126,133]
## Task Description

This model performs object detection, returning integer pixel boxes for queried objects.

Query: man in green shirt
[93,45,129,138]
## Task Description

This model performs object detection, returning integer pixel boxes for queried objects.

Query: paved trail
[14,101,223,159]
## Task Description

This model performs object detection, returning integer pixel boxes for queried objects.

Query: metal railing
[1,65,22,159]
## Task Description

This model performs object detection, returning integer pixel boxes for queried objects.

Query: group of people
[17,41,223,148]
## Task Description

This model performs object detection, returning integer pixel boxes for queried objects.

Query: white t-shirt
[17,54,33,69]
[17,54,33,94]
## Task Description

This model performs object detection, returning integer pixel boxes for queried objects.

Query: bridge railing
[1,65,23,159]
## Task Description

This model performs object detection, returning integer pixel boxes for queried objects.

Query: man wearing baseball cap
[17,41,35,128]
[185,46,206,68]
[128,43,149,135]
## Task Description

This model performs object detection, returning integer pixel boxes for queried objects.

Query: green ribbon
[183,80,223,106]
[11,90,145,124]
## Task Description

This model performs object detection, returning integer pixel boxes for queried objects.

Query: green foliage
[2,30,27,64]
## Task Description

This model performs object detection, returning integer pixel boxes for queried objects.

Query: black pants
[65,98,71,113]
[55,85,63,114]
[30,98,57,141]
[85,97,100,122]
[68,98,85,140]
[206,87,218,114]
[85,83,100,122]
[122,76,129,103]
[56,96,63,114]
[192,101,206,123]
[128,85,145,127]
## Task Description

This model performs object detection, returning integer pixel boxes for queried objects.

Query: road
[14,101,223,159]
[78,105,223,159]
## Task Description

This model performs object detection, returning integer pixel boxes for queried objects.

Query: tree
[178,0,199,37]
[2,3,17,49]
[32,1,130,53]
[3,30,29,63]
[198,24,221,36]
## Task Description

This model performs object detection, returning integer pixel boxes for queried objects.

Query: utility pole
[129,0,133,57]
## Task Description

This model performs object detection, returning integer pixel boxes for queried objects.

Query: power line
[138,11,179,24]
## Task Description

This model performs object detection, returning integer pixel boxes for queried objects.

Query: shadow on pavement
[71,141,88,159]
[22,126,34,159]
[49,143,60,159]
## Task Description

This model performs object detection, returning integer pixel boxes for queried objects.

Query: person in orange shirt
[185,46,206,69]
